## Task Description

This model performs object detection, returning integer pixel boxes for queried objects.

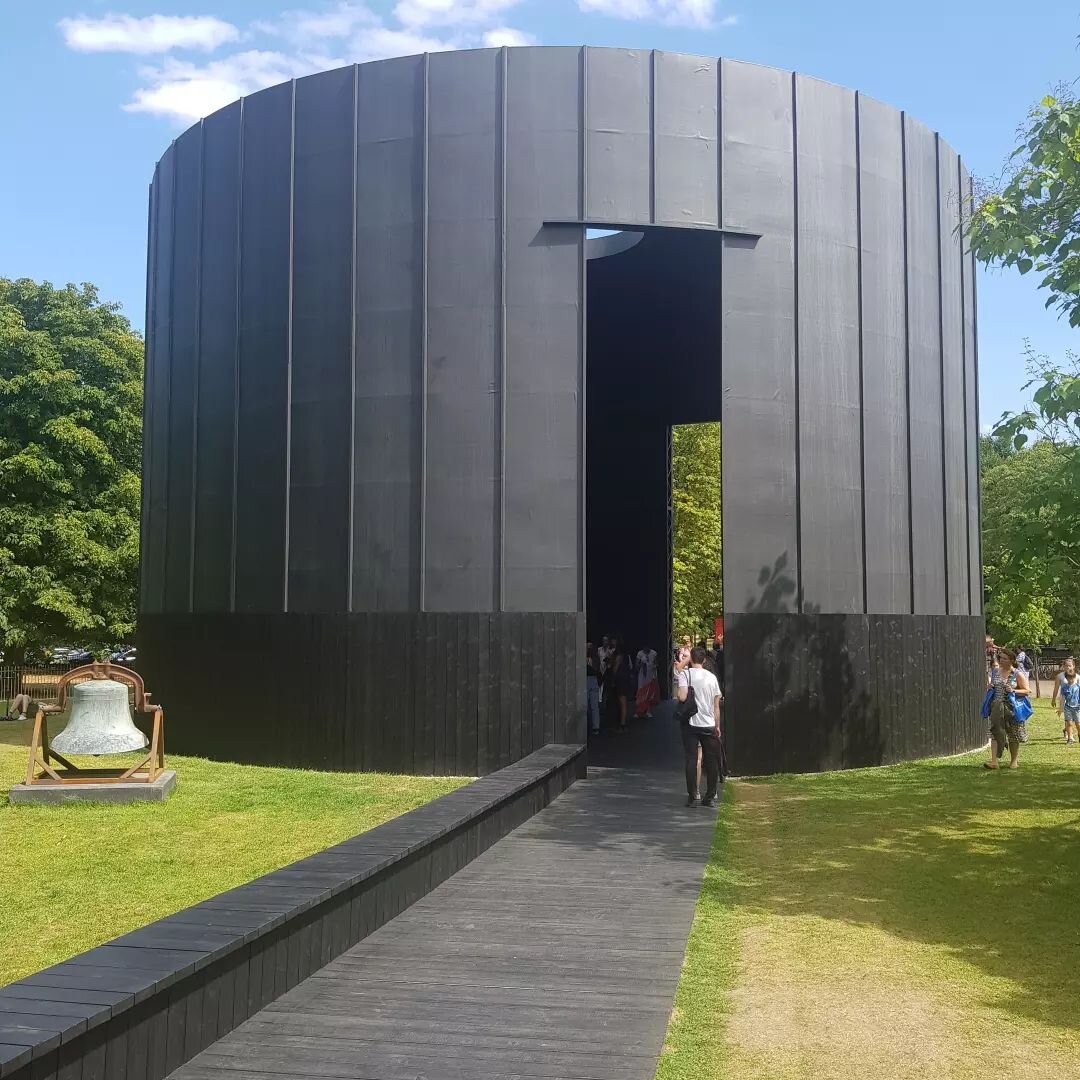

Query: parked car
[109,647,137,665]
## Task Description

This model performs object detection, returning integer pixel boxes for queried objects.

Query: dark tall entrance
[585,229,724,672]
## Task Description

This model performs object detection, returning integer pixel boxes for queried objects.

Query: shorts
[1064,704,1080,726]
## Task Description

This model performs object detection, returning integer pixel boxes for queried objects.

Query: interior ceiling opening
[584,227,724,670]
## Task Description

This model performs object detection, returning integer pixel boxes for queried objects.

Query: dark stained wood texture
[724,613,985,775]
[0,746,585,1080]
[166,758,716,1080]
[137,612,587,776]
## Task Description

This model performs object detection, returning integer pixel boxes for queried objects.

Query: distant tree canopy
[979,348,1080,650]
[0,279,143,663]
[671,422,722,644]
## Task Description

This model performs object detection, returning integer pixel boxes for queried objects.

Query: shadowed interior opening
[585,228,724,688]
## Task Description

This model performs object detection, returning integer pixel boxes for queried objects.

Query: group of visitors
[585,636,661,735]
[984,634,1080,769]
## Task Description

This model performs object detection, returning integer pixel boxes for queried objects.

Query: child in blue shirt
[1052,657,1080,744]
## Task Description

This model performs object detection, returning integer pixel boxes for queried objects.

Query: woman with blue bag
[984,648,1032,770]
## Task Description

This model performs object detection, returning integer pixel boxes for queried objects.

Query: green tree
[671,422,722,643]
[969,90,1080,327]
[980,437,1074,647]
[0,279,143,663]
[967,75,1080,648]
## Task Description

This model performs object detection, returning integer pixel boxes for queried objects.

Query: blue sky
[2,0,1077,423]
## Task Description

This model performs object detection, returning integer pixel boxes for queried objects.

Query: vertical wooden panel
[904,116,946,613]
[939,139,967,614]
[353,55,425,612]
[476,613,491,773]
[163,124,201,612]
[654,51,718,227]
[960,164,981,615]
[433,611,449,773]
[235,81,292,611]
[503,46,582,612]
[424,49,500,611]
[721,61,798,615]
[193,102,240,612]
[413,613,435,773]
[288,67,354,612]
[462,614,479,774]
[859,96,910,614]
[508,614,522,764]
[796,77,862,612]
[144,151,174,615]
[584,47,651,223]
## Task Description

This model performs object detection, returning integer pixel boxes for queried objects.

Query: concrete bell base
[9,770,177,806]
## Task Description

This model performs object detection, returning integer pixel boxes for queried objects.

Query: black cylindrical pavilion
[139,47,985,775]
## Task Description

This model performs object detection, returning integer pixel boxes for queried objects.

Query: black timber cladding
[140,47,983,776]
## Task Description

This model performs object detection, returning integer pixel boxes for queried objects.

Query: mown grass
[657,699,1080,1080]
[0,718,467,988]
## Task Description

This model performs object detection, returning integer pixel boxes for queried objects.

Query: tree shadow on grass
[714,752,1080,1036]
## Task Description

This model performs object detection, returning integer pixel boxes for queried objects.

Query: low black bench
[0,743,585,1080]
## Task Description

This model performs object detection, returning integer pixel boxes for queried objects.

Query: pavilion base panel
[137,612,587,777]
[139,611,983,779]
[723,612,986,776]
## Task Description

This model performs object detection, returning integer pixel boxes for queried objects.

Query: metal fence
[2,663,145,714]
[1,664,78,709]
[0,664,136,710]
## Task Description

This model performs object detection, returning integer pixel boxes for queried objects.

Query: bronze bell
[50,679,149,755]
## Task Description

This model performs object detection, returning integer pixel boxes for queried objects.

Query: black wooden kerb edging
[0,742,586,1080]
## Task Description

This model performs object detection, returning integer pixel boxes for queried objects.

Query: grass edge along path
[655,702,1080,1080]
[0,719,468,988]
[655,782,739,1080]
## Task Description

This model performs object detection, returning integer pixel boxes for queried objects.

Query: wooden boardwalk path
[171,718,716,1080]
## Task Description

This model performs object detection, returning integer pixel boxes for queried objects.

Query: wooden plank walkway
[171,719,716,1080]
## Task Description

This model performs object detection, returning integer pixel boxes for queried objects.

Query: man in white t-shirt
[675,646,723,807]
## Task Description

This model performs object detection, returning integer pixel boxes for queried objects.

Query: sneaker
[686,795,699,807]
[701,797,716,808]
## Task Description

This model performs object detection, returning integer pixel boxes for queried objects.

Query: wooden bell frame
[25,662,166,786]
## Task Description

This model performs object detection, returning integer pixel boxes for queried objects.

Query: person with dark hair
[585,641,601,736]
[986,647,1030,770]
[676,646,723,806]
[611,637,635,732]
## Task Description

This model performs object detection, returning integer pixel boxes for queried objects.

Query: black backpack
[673,674,697,724]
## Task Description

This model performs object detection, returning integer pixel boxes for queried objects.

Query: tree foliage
[671,422,722,643]
[969,90,1080,327]
[0,279,143,662]
[979,345,1080,647]
[980,435,1074,648]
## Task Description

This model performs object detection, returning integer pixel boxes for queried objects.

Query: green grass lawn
[657,699,1080,1080]
[0,718,467,989]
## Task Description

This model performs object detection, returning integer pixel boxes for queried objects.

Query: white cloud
[254,2,378,41]
[124,50,318,120]
[346,27,457,63]
[394,0,521,29]
[72,3,541,123]
[482,26,536,46]
[576,0,722,29]
[59,13,239,54]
